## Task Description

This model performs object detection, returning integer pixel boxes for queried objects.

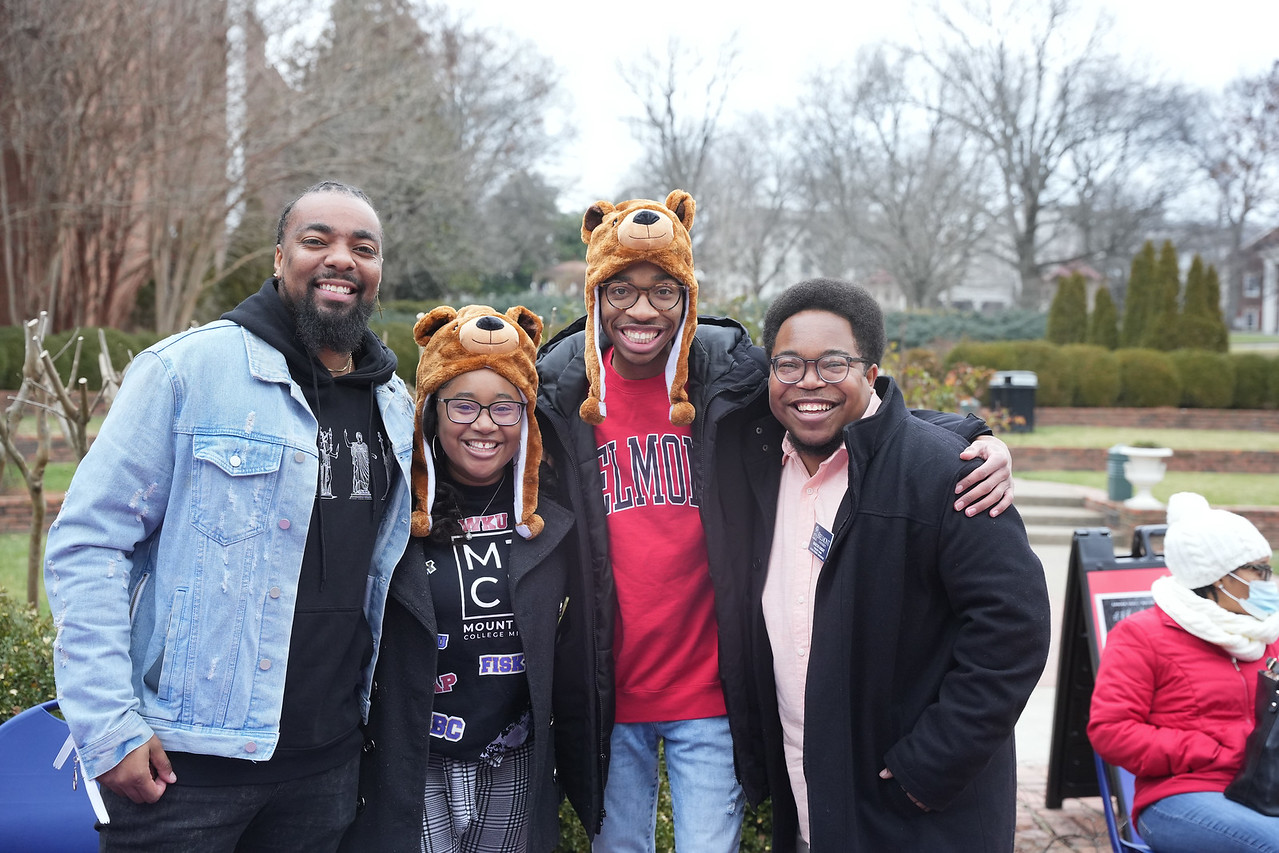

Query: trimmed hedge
[1060,344,1120,407]
[372,321,422,389]
[1120,349,1182,407]
[1171,350,1234,409]
[1234,353,1273,409]
[947,341,1275,408]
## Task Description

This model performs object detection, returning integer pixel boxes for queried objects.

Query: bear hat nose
[476,316,506,331]
[632,210,660,226]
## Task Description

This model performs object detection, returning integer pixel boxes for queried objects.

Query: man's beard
[284,281,375,356]
[786,431,844,462]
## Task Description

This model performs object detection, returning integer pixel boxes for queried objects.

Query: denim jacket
[44,321,414,780]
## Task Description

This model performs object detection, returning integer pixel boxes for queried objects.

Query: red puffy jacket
[1088,605,1279,821]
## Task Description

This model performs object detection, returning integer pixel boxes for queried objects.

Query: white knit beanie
[1164,492,1272,589]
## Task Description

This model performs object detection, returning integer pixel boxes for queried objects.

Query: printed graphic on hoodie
[315,425,388,502]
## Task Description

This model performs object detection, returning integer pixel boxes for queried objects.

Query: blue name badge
[808,522,833,562]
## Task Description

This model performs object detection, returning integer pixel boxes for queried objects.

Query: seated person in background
[1090,492,1279,853]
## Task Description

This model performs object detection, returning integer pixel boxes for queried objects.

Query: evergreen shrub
[1117,349,1181,407]
[1060,344,1120,406]
[1231,353,1273,409]
[944,341,1017,371]
[0,590,56,722]
[1007,341,1073,407]
[372,321,421,388]
[1170,350,1234,409]
[0,326,25,388]
[1268,358,1279,410]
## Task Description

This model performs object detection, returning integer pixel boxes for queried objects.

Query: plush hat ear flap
[410,396,434,537]
[414,306,458,346]
[582,201,614,243]
[506,306,543,349]
[664,190,695,232]
[515,413,545,539]
[579,286,605,424]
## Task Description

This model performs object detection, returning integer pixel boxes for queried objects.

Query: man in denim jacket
[44,182,415,851]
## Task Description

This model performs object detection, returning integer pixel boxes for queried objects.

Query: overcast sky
[437,0,1279,213]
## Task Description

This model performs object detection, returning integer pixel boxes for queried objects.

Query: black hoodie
[169,279,400,785]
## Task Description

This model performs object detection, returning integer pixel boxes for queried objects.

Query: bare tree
[281,0,564,300]
[694,114,804,300]
[795,50,991,307]
[1184,61,1279,320]
[0,315,117,605]
[0,3,153,330]
[621,35,741,198]
[920,0,1141,307]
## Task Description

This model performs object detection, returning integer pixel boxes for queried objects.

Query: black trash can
[988,370,1036,432]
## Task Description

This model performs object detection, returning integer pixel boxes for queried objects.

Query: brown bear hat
[411,304,544,540]
[580,189,698,426]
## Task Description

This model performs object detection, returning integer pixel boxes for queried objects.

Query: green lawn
[0,531,48,615]
[1,460,77,493]
[1018,470,1279,507]
[1002,426,1279,451]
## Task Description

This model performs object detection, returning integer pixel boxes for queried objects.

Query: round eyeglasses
[601,282,686,311]
[438,398,526,426]
[770,355,872,385]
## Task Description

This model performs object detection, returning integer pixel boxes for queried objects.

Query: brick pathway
[1016,765,1109,852]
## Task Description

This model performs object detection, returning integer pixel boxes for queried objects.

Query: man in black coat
[723,278,1051,852]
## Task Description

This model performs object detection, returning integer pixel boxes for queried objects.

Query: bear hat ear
[414,306,458,346]
[505,306,543,348]
[664,189,695,232]
[582,200,616,244]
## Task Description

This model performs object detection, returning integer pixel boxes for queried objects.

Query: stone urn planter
[1119,445,1173,510]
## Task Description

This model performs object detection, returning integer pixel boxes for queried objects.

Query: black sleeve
[908,410,992,442]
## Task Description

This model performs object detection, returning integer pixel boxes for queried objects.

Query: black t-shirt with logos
[425,472,531,764]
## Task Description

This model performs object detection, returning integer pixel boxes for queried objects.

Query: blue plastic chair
[0,699,101,851]
[1093,750,1152,852]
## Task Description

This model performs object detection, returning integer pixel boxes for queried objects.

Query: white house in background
[1240,226,1279,333]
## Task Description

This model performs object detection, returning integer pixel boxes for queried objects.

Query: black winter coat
[535,315,771,834]
[728,376,1051,852]
[338,498,574,853]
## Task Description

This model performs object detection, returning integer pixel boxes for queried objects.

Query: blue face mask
[1225,572,1279,620]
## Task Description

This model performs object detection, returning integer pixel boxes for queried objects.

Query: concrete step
[1012,478,1097,508]
[1016,503,1107,528]
[1024,523,1090,546]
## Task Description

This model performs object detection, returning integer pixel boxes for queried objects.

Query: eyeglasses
[438,398,526,426]
[1236,562,1274,581]
[769,355,872,385]
[601,282,686,311]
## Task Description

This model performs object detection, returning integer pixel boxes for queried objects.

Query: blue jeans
[1137,791,1279,853]
[96,755,359,852]
[592,716,744,853]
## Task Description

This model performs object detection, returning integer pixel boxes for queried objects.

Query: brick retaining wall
[0,493,63,534]
[1012,447,1279,474]
[1034,407,1279,431]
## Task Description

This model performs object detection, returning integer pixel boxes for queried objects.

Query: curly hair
[762,278,886,365]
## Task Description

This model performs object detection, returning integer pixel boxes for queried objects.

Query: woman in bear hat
[1089,492,1279,852]
[341,305,575,853]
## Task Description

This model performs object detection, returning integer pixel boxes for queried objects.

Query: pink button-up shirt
[762,392,879,842]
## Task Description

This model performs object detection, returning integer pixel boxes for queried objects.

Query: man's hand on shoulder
[953,435,1014,518]
[97,736,176,804]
